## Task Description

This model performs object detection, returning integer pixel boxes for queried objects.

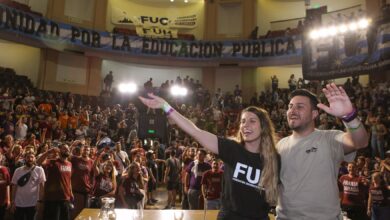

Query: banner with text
[112,7,198,29]
[135,26,178,39]
[0,4,300,63]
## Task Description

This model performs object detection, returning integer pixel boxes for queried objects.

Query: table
[76,208,275,220]
[76,208,217,220]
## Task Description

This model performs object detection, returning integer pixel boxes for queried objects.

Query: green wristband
[162,102,171,113]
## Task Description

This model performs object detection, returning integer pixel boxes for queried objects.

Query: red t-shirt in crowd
[339,175,366,206]
[93,174,114,198]
[43,159,72,201]
[0,166,10,205]
[71,156,94,193]
[201,170,223,200]
[39,121,52,140]
[369,185,388,207]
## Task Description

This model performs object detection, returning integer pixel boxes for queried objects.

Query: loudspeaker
[138,114,167,142]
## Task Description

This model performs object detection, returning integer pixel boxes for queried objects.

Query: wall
[257,0,365,35]
[14,0,48,16]
[215,68,242,94]
[107,0,205,39]
[0,40,41,86]
[255,65,369,92]
[204,0,256,40]
[40,49,102,95]
[46,0,107,31]
[101,60,203,89]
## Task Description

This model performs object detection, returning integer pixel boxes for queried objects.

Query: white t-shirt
[15,123,28,140]
[276,129,355,220]
[213,108,222,121]
[11,166,46,207]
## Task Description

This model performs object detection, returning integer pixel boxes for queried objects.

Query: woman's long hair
[103,161,117,188]
[234,106,279,205]
[127,162,144,189]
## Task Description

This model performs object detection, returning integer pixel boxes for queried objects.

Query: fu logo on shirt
[232,162,261,189]
[305,147,317,154]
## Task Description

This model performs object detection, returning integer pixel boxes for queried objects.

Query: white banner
[135,26,178,39]
[111,7,197,29]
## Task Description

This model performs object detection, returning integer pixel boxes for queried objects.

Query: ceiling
[130,0,203,5]
[130,0,304,5]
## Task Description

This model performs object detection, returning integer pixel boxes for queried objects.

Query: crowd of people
[0,66,389,220]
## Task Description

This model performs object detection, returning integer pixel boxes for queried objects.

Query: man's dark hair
[146,151,153,159]
[102,153,111,161]
[170,149,176,157]
[198,149,207,155]
[290,89,319,110]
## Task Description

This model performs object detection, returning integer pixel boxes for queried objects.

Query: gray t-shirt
[276,129,355,220]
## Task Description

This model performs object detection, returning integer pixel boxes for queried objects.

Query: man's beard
[25,161,34,167]
[288,120,307,132]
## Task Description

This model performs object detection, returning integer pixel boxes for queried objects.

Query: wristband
[162,102,174,115]
[166,108,174,116]
[162,102,171,113]
[341,108,358,122]
[345,122,362,132]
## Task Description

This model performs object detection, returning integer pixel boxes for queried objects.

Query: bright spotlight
[170,85,188,96]
[338,24,348,33]
[309,30,319,39]
[357,18,369,29]
[328,26,338,36]
[171,85,181,96]
[348,22,358,31]
[180,87,188,96]
[308,17,371,40]
[318,28,328,38]
[118,82,137,93]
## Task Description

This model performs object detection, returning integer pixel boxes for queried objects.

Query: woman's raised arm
[139,93,218,154]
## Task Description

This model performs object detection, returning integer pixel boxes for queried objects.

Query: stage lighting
[308,16,371,41]
[357,18,369,29]
[328,26,338,36]
[118,82,137,93]
[180,87,188,96]
[170,85,180,96]
[338,24,348,33]
[318,28,328,38]
[170,85,188,96]
[309,30,319,39]
[348,22,358,31]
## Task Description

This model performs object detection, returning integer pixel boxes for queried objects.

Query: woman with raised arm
[140,94,279,220]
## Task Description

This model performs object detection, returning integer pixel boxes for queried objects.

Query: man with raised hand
[276,83,369,220]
